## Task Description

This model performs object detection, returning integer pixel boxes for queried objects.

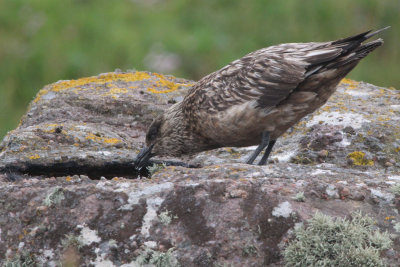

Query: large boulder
[0,71,193,178]
[0,72,399,266]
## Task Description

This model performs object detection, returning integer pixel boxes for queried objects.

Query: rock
[0,71,193,178]
[0,72,400,266]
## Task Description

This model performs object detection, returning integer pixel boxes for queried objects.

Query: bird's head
[134,106,187,170]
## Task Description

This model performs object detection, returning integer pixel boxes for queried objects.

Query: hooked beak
[134,144,155,170]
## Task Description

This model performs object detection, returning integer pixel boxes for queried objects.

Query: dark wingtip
[332,26,390,46]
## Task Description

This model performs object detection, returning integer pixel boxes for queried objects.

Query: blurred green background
[0,0,399,139]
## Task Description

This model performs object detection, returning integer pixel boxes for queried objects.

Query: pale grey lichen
[136,247,180,267]
[272,201,293,218]
[283,211,392,267]
[292,191,305,202]
[60,233,83,249]
[43,186,65,206]
[159,210,178,225]
[4,250,37,267]
[394,223,400,233]
[147,163,166,177]
[390,184,400,196]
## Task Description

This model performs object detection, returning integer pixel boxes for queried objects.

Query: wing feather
[183,27,388,116]
[183,48,309,113]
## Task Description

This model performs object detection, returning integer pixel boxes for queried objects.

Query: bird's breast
[194,83,339,147]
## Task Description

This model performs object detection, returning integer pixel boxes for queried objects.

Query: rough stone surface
[0,72,399,266]
[0,71,193,178]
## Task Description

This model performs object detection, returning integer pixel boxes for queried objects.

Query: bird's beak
[134,144,155,170]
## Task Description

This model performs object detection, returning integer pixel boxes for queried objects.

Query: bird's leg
[246,131,270,164]
[258,140,277,165]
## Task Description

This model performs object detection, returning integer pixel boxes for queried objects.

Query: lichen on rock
[283,212,392,267]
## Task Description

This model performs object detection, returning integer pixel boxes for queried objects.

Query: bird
[135,27,389,169]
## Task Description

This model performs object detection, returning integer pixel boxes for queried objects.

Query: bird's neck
[164,102,220,155]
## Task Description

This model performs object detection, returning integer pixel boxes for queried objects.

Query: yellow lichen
[33,71,193,103]
[46,123,63,127]
[103,87,129,98]
[385,216,395,221]
[223,148,241,158]
[50,72,152,92]
[340,78,359,89]
[17,119,23,128]
[85,133,121,145]
[377,116,390,122]
[33,89,49,103]
[321,105,332,112]
[148,73,193,94]
[347,151,374,166]
[29,154,41,160]
[229,167,247,172]
[42,123,65,133]
[66,176,72,182]
[224,148,234,153]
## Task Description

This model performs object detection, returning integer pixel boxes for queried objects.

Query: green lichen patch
[283,212,392,267]
[347,151,374,166]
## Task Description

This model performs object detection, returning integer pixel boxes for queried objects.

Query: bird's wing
[182,27,387,115]
[182,43,333,113]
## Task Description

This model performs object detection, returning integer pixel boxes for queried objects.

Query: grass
[1,0,399,139]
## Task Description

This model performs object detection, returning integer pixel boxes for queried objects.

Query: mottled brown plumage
[135,27,388,168]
